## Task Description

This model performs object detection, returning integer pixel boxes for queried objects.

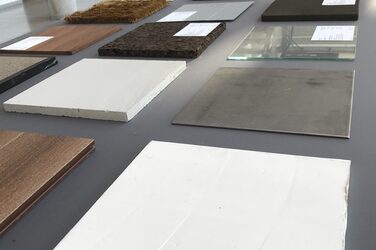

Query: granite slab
[158,1,253,22]
[3,59,186,121]
[173,67,354,138]
[0,130,94,235]
[65,0,169,24]
[0,25,121,55]
[262,0,359,21]
[0,56,57,94]
[54,141,351,250]
[98,22,226,59]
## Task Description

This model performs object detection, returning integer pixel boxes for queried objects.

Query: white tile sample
[54,141,351,250]
[3,59,186,122]
[158,1,253,22]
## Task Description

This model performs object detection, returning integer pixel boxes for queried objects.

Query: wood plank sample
[158,1,253,22]
[173,67,354,138]
[54,141,351,250]
[0,56,57,94]
[65,0,169,24]
[0,130,94,234]
[0,25,121,55]
[262,0,359,21]
[3,59,186,121]
[98,22,226,59]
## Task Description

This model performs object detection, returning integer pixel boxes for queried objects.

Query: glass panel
[228,26,357,61]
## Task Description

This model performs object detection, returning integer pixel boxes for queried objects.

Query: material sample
[3,59,186,121]
[98,22,225,59]
[173,67,354,138]
[261,0,359,21]
[65,0,169,24]
[0,56,57,94]
[228,26,357,61]
[0,130,94,234]
[158,1,253,22]
[0,25,121,55]
[54,141,351,250]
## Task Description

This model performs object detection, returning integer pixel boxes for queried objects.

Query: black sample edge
[0,56,57,94]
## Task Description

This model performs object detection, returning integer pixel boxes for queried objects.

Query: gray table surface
[0,0,373,249]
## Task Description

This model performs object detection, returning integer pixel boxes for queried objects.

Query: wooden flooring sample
[54,141,350,250]
[65,0,169,24]
[4,59,186,121]
[0,25,121,55]
[98,22,226,59]
[0,56,57,94]
[262,0,359,21]
[0,130,94,234]
[173,67,354,138]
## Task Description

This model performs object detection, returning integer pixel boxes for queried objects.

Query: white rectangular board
[322,0,356,5]
[3,59,186,122]
[174,23,221,37]
[54,141,351,250]
[1,36,53,50]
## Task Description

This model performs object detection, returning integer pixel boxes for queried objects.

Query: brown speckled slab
[173,67,355,138]
[65,0,169,24]
[98,22,226,59]
[0,130,95,235]
[0,56,57,94]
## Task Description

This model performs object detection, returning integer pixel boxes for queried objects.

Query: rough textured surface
[0,130,94,235]
[0,25,121,55]
[173,67,355,138]
[262,0,359,21]
[65,0,169,24]
[98,22,226,58]
[0,56,57,94]
[54,141,350,250]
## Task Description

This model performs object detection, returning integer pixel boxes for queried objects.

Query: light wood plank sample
[55,141,350,250]
[3,59,186,121]
[0,25,121,55]
[0,130,94,234]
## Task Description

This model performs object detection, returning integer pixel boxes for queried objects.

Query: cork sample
[98,22,226,59]
[65,0,169,24]
[0,56,57,94]
[0,25,121,55]
[262,0,359,21]
[0,130,95,235]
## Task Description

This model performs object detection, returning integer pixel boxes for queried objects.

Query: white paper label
[174,23,221,37]
[2,36,53,50]
[311,26,355,41]
[158,11,196,22]
[322,0,355,5]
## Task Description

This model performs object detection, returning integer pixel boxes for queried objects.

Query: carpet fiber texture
[65,0,169,24]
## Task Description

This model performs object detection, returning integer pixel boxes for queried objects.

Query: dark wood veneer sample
[65,0,169,24]
[0,25,121,55]
[0,56,57,94]
[262,0,359,21]
[98,22,226,59]
[0,130,95,234]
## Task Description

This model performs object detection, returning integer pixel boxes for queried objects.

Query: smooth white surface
[322,0,356,5]
[1,36,53,50]
[311,26,355,41]
[54,141,351,250]
[3,59,186,122]
[174,23,221,37]
[157,11,196,22]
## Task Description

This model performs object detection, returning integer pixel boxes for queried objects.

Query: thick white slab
[55,141,351,250]
[3,59,186,122]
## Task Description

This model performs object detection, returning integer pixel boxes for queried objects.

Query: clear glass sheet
[228,26,357,61]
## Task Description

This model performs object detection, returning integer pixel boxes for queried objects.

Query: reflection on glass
[228,26,357,61]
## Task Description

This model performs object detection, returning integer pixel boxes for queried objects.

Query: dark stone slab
[173,67,354,138]
[98,22,226,59]
[261,0,359,21]
[0,56,57,94]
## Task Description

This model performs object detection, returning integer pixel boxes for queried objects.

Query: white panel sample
[3,59,186,122]
[55,141,351,250]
